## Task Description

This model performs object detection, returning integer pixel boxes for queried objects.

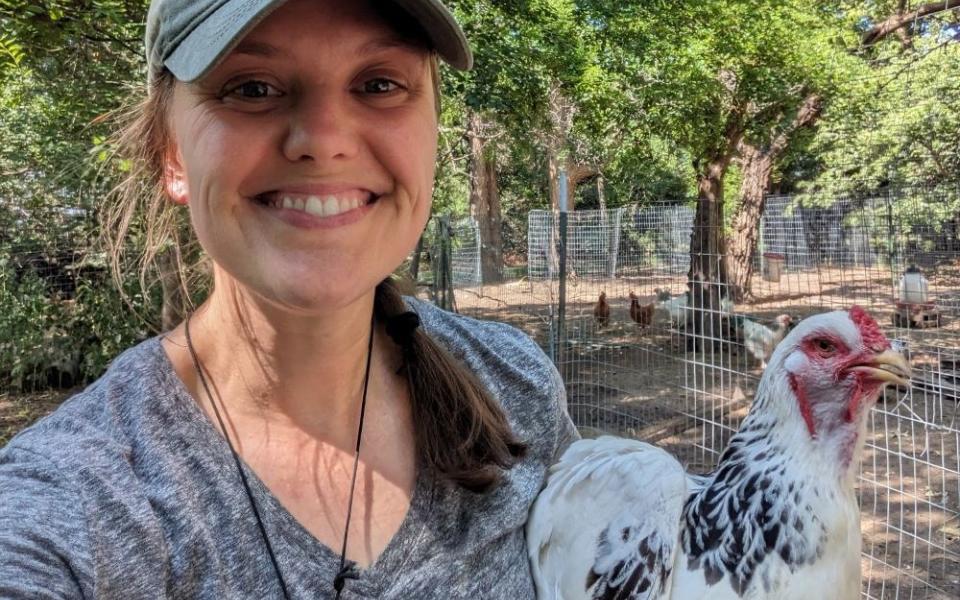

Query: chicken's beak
[848,349,912,387]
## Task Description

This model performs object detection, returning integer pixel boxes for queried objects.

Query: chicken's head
[774,314,793,330]
[763,306,910,465]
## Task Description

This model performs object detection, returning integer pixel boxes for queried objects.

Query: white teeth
[304,195,323,217]
[274,192,368,217]
[322,196,338,217]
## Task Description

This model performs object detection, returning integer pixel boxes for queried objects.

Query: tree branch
[862,0,960,46]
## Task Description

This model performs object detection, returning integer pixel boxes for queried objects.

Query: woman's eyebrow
[231,40,291,59]
[357,35,422,56]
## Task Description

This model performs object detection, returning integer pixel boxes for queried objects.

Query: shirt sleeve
[0,444,89,599]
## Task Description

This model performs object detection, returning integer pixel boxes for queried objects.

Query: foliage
[800,29,960,198]
[0,1,154,390]
[1,0,958,390]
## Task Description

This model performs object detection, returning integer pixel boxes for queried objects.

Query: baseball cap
[145,0,473,83]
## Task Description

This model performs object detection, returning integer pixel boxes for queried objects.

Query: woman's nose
[281,90,361,164]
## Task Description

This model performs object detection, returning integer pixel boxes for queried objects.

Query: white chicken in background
[897,264,929,304]
[527,307,910,600]
[655,288,734,328]
[734,313,794,367]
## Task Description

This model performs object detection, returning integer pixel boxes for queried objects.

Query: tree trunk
[545,152,599,276]
[727,146,774,300]
[687,112,745,350]
[727,93,822,300]
[689,166,730,287]
[597,175,606,214]
[687,162,731,351]
[477,154,503,282]
[547,155,597,211]
[468,112,503,283]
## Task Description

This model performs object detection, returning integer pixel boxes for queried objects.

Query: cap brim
[391,0,473,70]
[165,0,285,83]
[164,0,472,83]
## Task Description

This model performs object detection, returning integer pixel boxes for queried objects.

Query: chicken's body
[654,289,688,327]
[735,313,793,367]
[629,292,655,328]
[655,288,733,328]
[594,292,610,328]
[528,307,910,600]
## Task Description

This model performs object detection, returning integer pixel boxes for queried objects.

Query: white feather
[527,437,688,600]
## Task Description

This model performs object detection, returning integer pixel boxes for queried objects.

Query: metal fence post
[556,169,568,366]
[885,192,896,270]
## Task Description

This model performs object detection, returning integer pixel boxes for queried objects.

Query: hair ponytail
[374,279,526,493]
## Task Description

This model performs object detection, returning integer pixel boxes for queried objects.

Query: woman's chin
[258,280,379,317]
[213,259,392,318]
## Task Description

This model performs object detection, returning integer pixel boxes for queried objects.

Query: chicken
[654,288,688,327]
[629,292,655,328]
[527,307,911,600]
[733,313,793,367]
[655,288,734,328]
[593,291,610,328]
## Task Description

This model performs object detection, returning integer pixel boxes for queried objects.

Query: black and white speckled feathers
[587,521,673,599]
[680,400,828,596]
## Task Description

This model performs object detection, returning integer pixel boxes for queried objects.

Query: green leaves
[0,34,25,70]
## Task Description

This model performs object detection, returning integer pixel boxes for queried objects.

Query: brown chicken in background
[594,292,610,328]
[629,291,655,328]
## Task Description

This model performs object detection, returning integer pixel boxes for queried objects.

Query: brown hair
[104,65,524,492]
[376,279,526,492]
[103,72,205,324]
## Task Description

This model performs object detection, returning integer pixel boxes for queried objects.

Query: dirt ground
[452,265,960,599]
[0,388,72,446]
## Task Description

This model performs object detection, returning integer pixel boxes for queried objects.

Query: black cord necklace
[185,311,376,600]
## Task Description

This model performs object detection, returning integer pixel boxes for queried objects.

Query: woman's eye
[224,80,282,100]
[361,78,402,95]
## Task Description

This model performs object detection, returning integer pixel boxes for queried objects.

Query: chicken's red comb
[849,306,889,351]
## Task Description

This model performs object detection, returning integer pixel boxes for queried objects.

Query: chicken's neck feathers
[680,374,863,596]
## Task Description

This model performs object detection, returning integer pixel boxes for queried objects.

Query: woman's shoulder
[0,337,192,596]
[406,297,576,459]
[407,298,561,393]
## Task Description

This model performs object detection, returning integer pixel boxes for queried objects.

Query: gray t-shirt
[0,300,578,599]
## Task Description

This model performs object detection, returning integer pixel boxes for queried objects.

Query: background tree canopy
[1,0,958,388]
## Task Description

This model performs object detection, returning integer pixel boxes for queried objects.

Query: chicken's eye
[814,338,836,356]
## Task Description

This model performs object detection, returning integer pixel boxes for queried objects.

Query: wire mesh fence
[430,195,960,599]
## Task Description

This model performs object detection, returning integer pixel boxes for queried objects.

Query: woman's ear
[163,148,189,205]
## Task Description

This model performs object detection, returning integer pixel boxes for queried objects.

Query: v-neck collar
[151,336,436,597]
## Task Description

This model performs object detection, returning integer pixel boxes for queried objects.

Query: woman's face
[165,0,438,313]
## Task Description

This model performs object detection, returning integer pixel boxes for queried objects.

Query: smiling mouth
[254,191,377,218]
[848,349,912,387]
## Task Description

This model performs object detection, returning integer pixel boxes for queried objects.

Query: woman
[0,0,577,598]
